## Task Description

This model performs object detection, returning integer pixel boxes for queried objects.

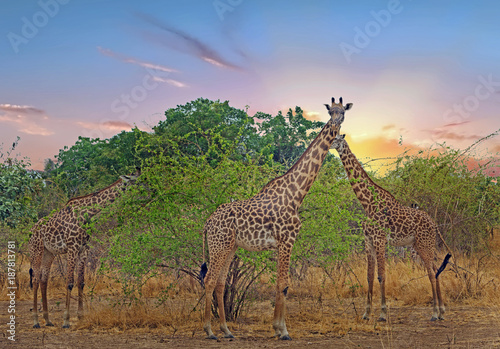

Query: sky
[1,0,499,174]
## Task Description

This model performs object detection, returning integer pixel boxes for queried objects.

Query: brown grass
[3,230,500,337]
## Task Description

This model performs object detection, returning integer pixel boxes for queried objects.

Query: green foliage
[382,145,500,253]
[255,107,326,164]
[51,129,144,196]
[296,159,365,269]
[0,138,40,227]
[153,98,259,166]
[5,98,498,322]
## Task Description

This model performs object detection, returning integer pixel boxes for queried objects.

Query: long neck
[264,118,340,208]
[68,179,124,218]
[338,142,392,214]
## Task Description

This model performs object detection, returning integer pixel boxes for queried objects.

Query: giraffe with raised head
[200,97,353,340]
[330,134,451,321]
[29,170,140,328]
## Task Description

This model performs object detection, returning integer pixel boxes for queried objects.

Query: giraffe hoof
[438,316,445,321]
[430,316,438,321]
[224,333,235,339]
[33,324,41,329]
[377,317,387,322]
[46,322,54,327]
[279,335,292,340]
[362,315,370,320]
[62,324,70,329]
[205,335,218,340]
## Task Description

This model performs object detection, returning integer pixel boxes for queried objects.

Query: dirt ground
[2,298,500,349]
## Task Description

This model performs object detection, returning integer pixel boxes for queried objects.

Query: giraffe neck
[337,142,393,214]
[67,179,125,217]
[264,118,340,208]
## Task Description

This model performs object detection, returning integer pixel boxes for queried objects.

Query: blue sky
[1,0,499,172]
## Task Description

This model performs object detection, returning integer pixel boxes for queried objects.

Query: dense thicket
[1,98,498,319]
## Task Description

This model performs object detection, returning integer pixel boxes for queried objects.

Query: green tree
[255,107,326,164]
[153,98,259,166]
[51,129,144,196]
[0,138,40,227]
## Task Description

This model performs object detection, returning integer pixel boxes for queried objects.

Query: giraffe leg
[362,233,376,320]
[63,252,77,328]
[215,245,237,338]
[31,255,42,328]
[375,238,387,322]
[203,240,235,340]
[272,243,292,340]
[414,242,440,321]
[40,248,55,327]
[436,273,445,320]
[76,247,88,320]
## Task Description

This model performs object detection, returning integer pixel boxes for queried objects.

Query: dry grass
[3,230,500,338]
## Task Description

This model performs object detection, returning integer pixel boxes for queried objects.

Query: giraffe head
[330,133,347,154]
[324,97,352,127]
[119,168,141,186]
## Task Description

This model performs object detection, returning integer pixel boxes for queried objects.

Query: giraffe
[330,134,451,321]
[29,170,140,328]
[200,97,353,340]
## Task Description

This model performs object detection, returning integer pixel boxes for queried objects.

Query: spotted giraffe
[200,97,352,340]
[29,170,140,328]
[330,134,451,321]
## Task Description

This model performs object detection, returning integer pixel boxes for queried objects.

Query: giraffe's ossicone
[200,97,352,340]
[29,169,140,329]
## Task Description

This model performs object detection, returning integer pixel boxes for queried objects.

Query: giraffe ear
[324,104,330,111]
[345,103,353,110]
[341,134,346,139]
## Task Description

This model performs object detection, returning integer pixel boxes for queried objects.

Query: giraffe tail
[436,253,452,279]
[29,268,33,289]
[199,227,208,285]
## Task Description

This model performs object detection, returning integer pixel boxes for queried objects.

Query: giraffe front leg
[272,244,292,340]
[63,253,77,328]
[363,244,376,320]
[40,249,55,327]
[362,226,375,320]
[32,272,41,328]
[77,249,88,320]
[376,242,387,322]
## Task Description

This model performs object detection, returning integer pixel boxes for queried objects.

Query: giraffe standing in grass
[330,134,451,321]
[29,170,140,328]
[200,97,353,340]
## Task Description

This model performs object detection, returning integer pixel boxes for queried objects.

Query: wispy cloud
[136,12,244,71]
[76,120,133,132]
[443,120,471,128]
[0,104,53,136]
[97,46,178,73]
[151,76,187,87]
[0,104,45,115]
